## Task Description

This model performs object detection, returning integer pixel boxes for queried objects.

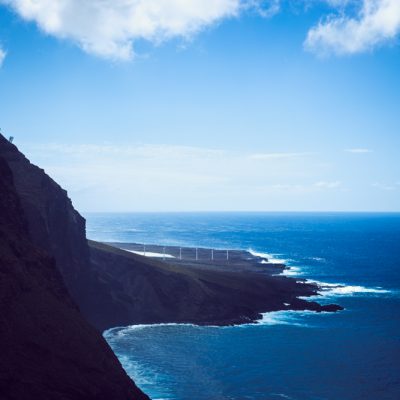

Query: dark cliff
[0,152,149,399]
[0,136,95,319]
[0,136,129,330]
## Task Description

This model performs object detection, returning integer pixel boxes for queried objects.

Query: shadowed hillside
[0,148,149,399]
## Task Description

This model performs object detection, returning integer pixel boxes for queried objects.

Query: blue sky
[0,0,399,212]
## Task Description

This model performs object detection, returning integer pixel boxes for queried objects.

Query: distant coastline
[94,240,344,327]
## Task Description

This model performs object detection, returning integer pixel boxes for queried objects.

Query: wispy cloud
[21,142,340,211]
[244,0,281,18]
[372,182,398,191]
[314,180,341,189]
[249,152,312,160]
[305,0,400,55]
[262,181,342,192]
[29,143,227,163]
[344,148,372,154]
[31,143,316,164]
[0,47,6,67]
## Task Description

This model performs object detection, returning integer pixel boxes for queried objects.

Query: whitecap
[270,394,293,399]
[281,266,302,276]
[306,256,326,262]
[104,322,200,340]
[253,258,391,297]
[255,310,331,327]
[248,249,288,264]
[302,279,390,298]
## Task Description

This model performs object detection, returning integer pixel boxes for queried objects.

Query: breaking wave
[308,280,391,297]
[248,249,289,265]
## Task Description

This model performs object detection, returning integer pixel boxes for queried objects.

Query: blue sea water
[85,212,400,400]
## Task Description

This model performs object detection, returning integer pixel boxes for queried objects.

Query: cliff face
[0,136,121,329]
[0,146,149,399]
[0,136,93,310]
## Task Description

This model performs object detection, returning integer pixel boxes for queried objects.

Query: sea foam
[281,266,302,276]
[104,322,200,339]
[307,280,390,297]
[249,249,390,296]
[256,310,332,327]
[248,249,289,265]
[249,249,304,276]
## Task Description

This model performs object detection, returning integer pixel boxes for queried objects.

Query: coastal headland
[88,240,342,330]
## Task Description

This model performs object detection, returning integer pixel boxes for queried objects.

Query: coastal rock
[88,241,343,329]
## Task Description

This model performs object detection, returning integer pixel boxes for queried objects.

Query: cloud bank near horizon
[345,148,373,153]
[18,142,397,212]
[1,0,399,60]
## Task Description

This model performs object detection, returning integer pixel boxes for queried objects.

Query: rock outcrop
[0,136,95,317]
[89,240,340,330]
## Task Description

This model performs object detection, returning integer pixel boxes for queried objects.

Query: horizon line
[81,210,400,214]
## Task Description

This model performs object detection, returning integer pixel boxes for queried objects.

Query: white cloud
[245,0,281,18]
[372,182,398,190]
[0,47,6,66]
[1,0,399,59]
[249,152,312,160]
[345,148,372,153]
[0,0,274,60]
[262,181,341,192]
[305,0,400,55]
[314,180,341,188]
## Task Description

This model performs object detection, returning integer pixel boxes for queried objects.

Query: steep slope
[0,154,149,399]
[0,135,94,316]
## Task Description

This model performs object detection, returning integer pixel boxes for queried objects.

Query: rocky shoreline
[87,240,343,330]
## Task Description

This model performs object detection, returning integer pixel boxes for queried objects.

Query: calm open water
[85,212,400,400]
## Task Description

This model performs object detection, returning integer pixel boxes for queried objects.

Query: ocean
[85,212,400,400]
